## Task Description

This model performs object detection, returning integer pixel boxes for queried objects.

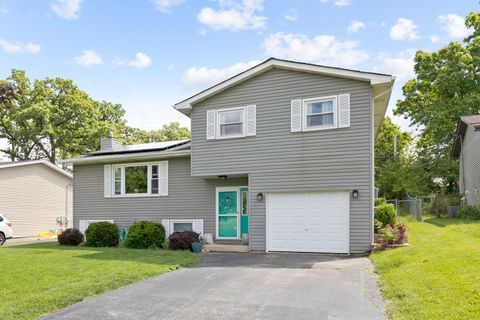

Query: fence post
[416,199,423,221]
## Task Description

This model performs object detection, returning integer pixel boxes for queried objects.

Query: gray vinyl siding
[191,68,373,252]
[459,126,480,205]
[73,156,247,234]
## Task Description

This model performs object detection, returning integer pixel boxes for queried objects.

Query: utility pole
[393,135,398,159]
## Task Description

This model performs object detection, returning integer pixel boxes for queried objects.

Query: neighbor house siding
[460,126,480,205]
[0,164,72,237]
[190,68,373,252]
[73,156,247,234]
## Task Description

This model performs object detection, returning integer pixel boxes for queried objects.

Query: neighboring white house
[0,160,73,237]
[452,115,480,205]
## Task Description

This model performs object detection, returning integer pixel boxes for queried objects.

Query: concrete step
[204,243,250,253]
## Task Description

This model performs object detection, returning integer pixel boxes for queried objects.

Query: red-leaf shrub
[168,231,200,251]
[58,228,84,246]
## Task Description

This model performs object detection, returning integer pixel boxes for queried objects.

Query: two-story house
[65,58,394,254]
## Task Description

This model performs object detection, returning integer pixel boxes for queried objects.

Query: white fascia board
[174,59,394,112]
[62,150,191,165]
[0,160,73,179]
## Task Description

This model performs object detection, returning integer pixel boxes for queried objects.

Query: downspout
[370,87,393,247]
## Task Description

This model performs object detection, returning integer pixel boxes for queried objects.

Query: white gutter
[370,87,393,246]
[62,150,191,165]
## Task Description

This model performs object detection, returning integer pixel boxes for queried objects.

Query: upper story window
[207,105,256,140]
[303,96,337,131]
[106,161,168,198]
[218,108,245,138]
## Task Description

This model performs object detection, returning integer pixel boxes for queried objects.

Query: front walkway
[42,252,386,320]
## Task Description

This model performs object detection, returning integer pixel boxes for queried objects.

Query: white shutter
[246,105,256,136]
[194,219,204,236]
[291,99,302,132]
[104,165,112,198]
[206,110,216,140]
[161,219,170,236]
[159,161,168,196]
[338,93,351,128]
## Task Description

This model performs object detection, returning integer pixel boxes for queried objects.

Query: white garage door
[266,191,350,253]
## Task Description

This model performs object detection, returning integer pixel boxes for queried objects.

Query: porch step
[204,244,250,253]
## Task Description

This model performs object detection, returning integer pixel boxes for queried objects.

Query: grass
[0,242,201,320]
[370,216,480,320]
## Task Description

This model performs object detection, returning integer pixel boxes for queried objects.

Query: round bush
[374,204,397,229]
[124,221,165,249]
[374,197,387,207]
[58,228,84,246]
[85,222,119,247]
[169,231,200,251]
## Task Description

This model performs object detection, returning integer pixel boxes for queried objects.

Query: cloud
[320,0,352,7]
[284,8,298,21]
[114,52,152,69]
[198,0,266,31]
[374,49,416,80]
[73,50,102,66]
[0,39,41,53]
[389,18,419,40]
[183,60,261,88]
[437,14,472,40]
[347,20,365,33]
[51,0,83,20]
[263,32,368,67]
[430,35,440,43]
[152,0,185,12]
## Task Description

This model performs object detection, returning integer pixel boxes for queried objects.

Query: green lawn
[0,243,201,320]
[371,217,480,320]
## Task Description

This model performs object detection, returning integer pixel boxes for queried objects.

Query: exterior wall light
[256,193,264,201]
[218,175,227,180]
[352,189,359,199]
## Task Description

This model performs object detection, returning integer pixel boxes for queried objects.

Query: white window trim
[216,106,246,140]
[170,219,195,234]
[302,95,338,132]
[111,161,165,198]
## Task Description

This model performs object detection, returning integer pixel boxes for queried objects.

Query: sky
[0,0,478,133]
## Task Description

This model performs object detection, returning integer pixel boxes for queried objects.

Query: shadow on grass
[423,217,480,228]
[4,242,200,267]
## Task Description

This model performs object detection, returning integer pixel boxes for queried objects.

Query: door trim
[265,191,350,253]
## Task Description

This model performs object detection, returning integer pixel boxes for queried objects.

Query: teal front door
[217,187,248,239]
[240,187,249,237]
[217,188,239,238]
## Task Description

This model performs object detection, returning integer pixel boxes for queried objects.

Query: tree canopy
[394,11,480,193]
[0,70,190,163]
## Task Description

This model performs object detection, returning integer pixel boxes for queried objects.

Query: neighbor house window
[217,108,245,138]
[303,96,337,130]
[111,162,165,196]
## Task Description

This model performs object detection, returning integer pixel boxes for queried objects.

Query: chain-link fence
[387,194,461,220]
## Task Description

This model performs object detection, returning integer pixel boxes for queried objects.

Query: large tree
[375,117,431,199]
[394,12,480,192]
[0,70,191,163]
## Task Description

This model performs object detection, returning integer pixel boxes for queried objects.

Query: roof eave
[62,149,191,165]
[173,58,394,117]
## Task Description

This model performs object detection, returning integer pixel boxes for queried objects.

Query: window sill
[301,125,345,132]
[111,194,167,198]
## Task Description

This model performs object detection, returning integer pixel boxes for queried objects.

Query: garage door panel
[267,191,350,253]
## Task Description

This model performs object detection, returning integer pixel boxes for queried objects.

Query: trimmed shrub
[375,204,397,229]
[169,231,200,251]
[124,221,165,249]
[58,228,84,246]
[85,222,119,247]
[459,204,480,220]
[374,197,387,207]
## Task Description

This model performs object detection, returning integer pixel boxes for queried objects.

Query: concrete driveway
[42,253,386,320]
